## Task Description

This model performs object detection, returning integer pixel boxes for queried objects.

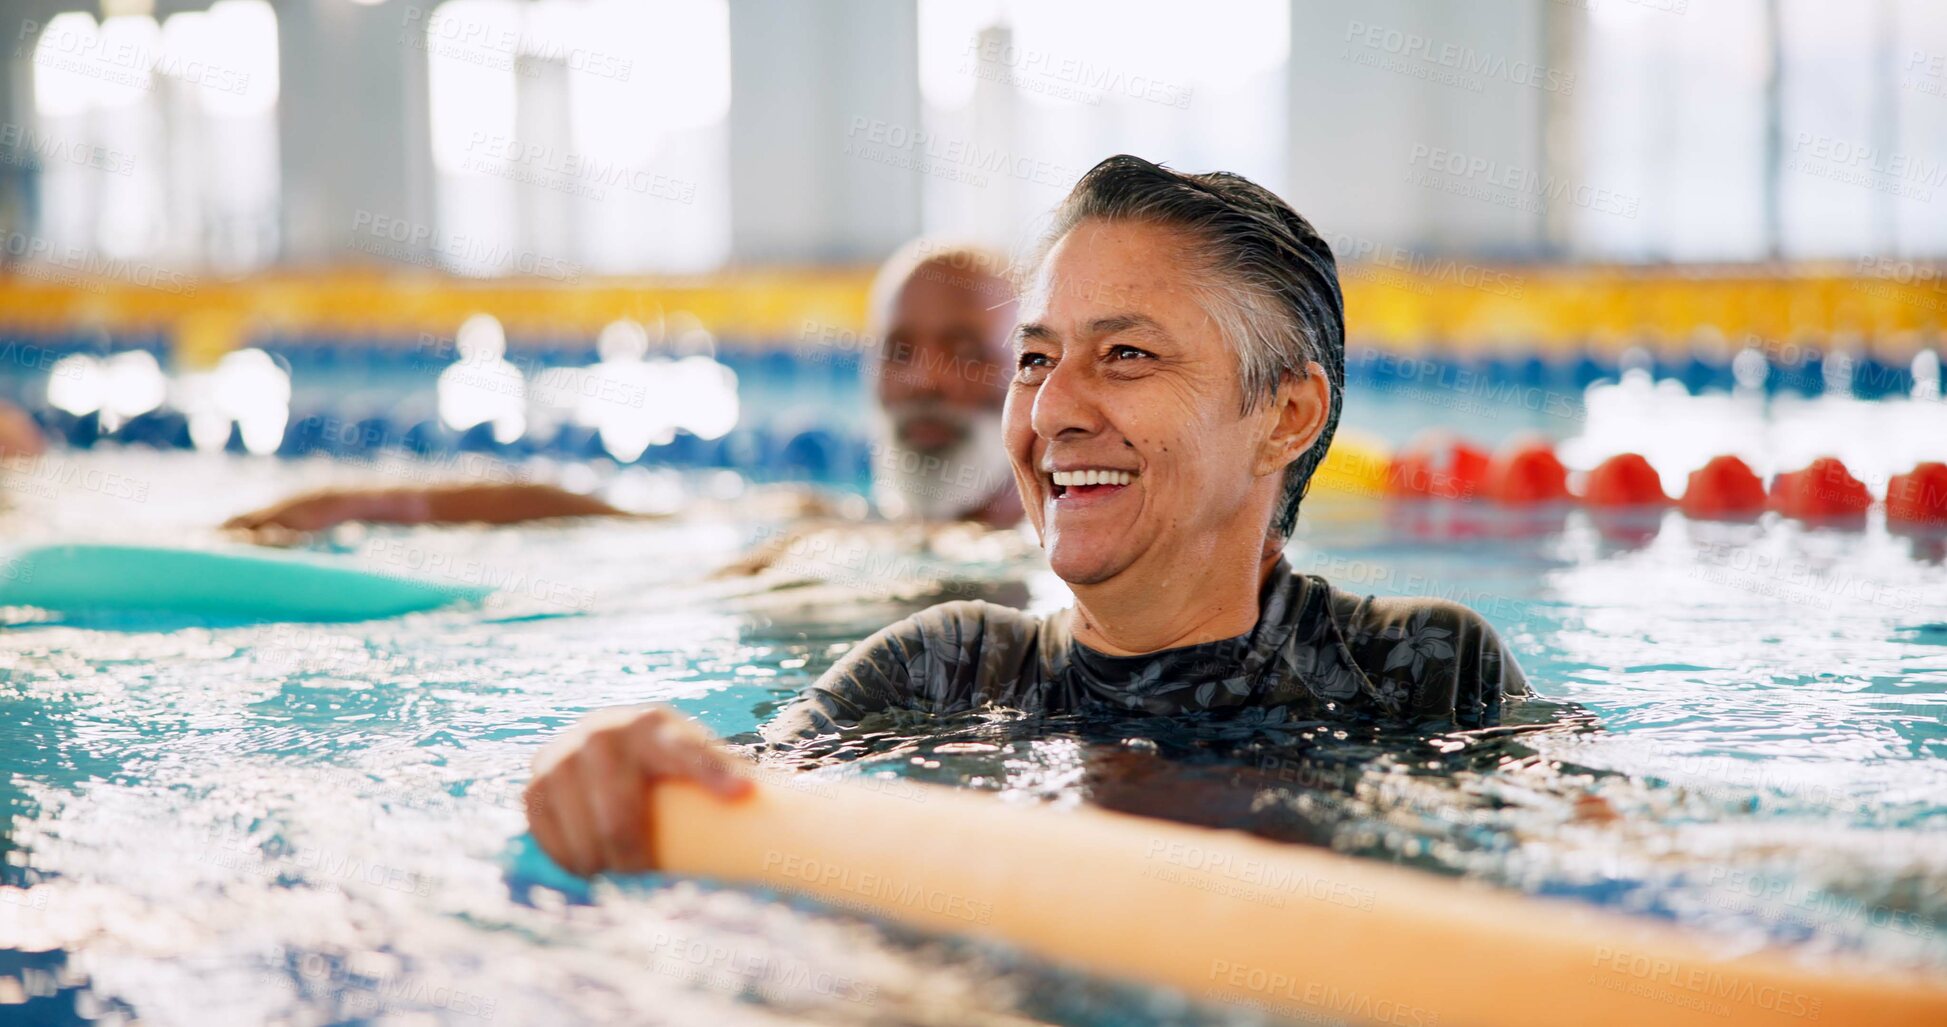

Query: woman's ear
[1253,361,1330,478]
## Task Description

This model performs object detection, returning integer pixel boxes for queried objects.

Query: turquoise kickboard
[0,544,491,622]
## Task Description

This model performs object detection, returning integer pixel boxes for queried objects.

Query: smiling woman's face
[1005,218,1301,587]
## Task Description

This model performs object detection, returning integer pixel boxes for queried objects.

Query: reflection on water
[1,451,1944,1024]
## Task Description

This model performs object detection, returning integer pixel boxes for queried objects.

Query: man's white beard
[872,406,1012,522]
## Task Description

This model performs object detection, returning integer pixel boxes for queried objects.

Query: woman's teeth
[1051,469,1134,487]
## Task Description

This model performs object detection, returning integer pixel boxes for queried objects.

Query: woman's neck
[1067,547,1283,656]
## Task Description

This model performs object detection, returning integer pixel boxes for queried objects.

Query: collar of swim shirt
[1043,558,1381,718]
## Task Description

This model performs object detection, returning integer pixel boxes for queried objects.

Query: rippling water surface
[2,448,1944,1025]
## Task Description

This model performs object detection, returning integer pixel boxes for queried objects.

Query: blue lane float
[4,339,1936,493]
[0,544,490,622]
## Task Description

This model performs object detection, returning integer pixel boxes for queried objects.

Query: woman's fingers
[524,779,571,868]
[680,727,756,799]
[630,713,752,800]
[544,760,606,876]
[580,734,652,873]
[523,705,751,876]
[693,744,755,800]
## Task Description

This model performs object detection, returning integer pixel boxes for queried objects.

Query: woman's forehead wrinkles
[1014,321,1058,349]
[1085,313,1169,342]
[1052,267,1151,310]
[1011,314,1171,351]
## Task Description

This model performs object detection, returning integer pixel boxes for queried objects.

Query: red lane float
[1680,455,1767,520]
[1582,452,1669,507]
[1374,440,1942,530]
[1887,461,1947,526]
[1387,432,1488,501]
[1770,456,1871,521]
[1483,439,1571,504]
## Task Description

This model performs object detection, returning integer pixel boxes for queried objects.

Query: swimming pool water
[2,441,1944,1025]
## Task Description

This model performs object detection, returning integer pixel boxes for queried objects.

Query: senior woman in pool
[524,155,1528,875]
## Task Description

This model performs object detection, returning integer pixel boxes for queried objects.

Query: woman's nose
[1030,357,1106,441]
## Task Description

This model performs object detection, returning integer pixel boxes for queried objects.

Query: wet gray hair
[1027,154,1346,540]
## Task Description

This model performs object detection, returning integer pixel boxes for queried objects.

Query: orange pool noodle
[646,774,1947,1027]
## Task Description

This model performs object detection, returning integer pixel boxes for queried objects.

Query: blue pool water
[2,421,1945,1023]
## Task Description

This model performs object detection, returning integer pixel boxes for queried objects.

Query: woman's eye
[1110,345,1151,361]
[1017,352,1052,369]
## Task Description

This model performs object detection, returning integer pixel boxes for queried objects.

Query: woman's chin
[1046,544,1131,587]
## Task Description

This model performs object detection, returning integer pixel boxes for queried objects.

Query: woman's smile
[1047,464,1141,509]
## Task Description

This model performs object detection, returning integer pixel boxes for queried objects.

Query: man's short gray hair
[1027,154,1346,540]
[868,237,1015,335]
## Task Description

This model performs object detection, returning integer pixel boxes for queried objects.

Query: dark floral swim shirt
[764,557,1529,742]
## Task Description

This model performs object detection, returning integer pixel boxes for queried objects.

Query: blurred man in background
[708,239,1026,580]
[863,238,1021,527]
[222,239,1021,541]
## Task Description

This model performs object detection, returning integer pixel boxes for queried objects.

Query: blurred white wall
[729,0,921,264]
[1,0,1943,275]
[277,0,437,269]
[1287,0,1551,259]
